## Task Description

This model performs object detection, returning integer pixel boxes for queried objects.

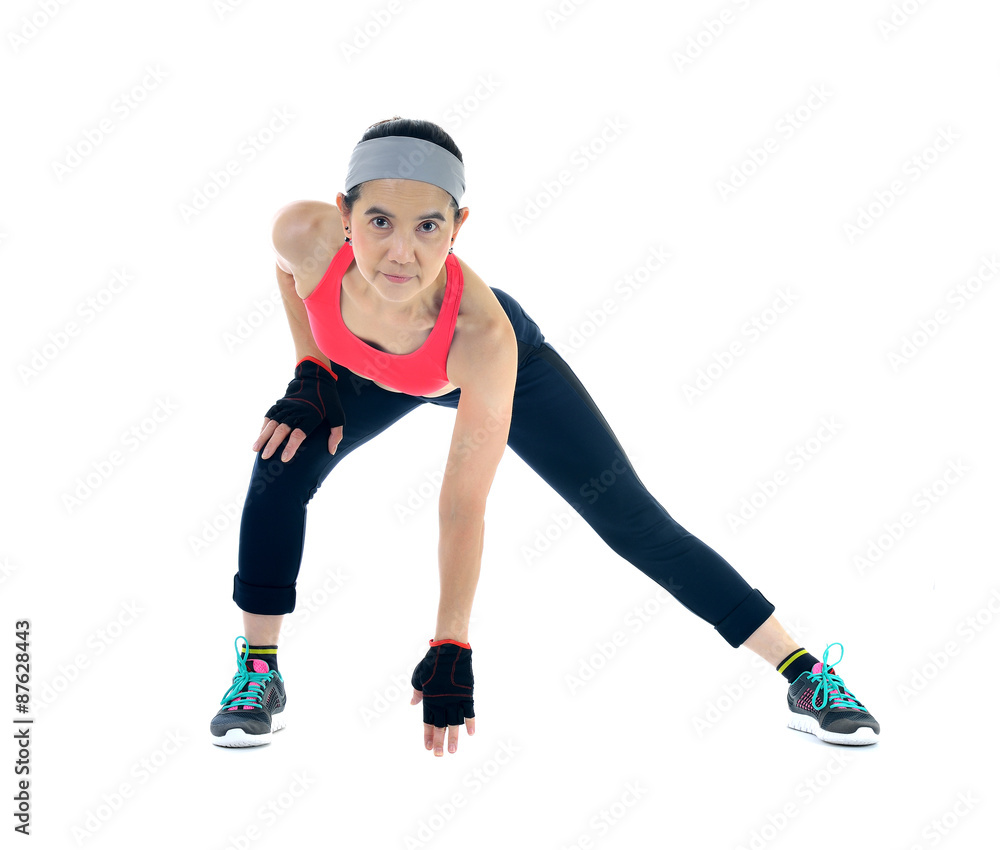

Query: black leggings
[234,288,774,647]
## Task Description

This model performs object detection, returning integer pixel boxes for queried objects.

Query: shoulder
[448,256,517,388]
[270,200,339,276]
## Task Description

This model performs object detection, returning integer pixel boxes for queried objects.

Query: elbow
[439,498,487,526]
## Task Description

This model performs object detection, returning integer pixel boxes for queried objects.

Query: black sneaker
[787,642,879,745]
[210,635,287,747]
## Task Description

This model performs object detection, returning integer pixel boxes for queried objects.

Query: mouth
[382,272,413,283]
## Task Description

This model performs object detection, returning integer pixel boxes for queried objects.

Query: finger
[466,716,475,736]
[432,724,446,757]
[447,724,461,754]
[280,428,308,462]
[261,423,292,460]
[253,419,278,453]
[329,424,343,455]
[258,421,285,458]
[411,689,423,705]
[423,722,434,751]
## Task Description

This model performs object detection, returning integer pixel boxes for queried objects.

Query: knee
[576,479,685,541]
[247,452,296,496]
[244,443,336,507]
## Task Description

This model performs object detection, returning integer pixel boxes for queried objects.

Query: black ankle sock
[776,648,818,683]
[243,644,278,673]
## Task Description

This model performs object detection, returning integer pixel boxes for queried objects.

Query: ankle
[242,641,279,674]
[242,612,284,647]
[776,648,819,683]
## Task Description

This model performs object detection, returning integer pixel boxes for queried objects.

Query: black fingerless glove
[411,639,475,728]
[264,356,346,435]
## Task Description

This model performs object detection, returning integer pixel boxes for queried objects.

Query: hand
[253,356,345,462]
[410,639,475,756]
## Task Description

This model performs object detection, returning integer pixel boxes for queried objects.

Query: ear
[335,191,350,227]
[452,206,471,239]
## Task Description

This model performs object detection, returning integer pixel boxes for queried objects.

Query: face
[337,179,469,305]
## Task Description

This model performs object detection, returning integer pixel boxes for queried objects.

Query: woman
[209,117,880,753]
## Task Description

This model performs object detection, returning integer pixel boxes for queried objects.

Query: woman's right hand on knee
[253,420,343,462]
[253,357,345,462]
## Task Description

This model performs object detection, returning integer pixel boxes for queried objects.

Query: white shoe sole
[211,709,287,748]
[787,712,878,746]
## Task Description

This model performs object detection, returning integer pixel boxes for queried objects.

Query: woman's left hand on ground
[410,640,475,756]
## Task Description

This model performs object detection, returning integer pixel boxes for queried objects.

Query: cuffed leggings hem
[714,589,774,648]
[233,574,295,615]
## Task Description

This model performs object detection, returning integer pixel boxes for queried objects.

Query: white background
[2,0,998,848]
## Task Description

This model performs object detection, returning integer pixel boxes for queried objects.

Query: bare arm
[275,263,329,366]
[251,204,344,462]
[271,201,334,365]
[433,313,518,642]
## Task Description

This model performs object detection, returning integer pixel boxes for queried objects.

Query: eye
[372,217,389,228]
[419,221,438,232]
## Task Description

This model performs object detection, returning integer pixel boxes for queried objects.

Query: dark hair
[342,116,464,223]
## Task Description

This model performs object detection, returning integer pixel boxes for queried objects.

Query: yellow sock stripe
[777,648,808,674]
[244,647,278,653]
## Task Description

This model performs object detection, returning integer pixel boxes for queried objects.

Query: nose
[385,232,416,267]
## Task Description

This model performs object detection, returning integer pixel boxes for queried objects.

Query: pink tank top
[302,243,463,396]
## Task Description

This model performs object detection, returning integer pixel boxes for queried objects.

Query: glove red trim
[296,355,337,379]
[429,638,471,650]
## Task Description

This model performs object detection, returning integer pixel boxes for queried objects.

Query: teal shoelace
[219,635,282,710]
[808,642,867,712]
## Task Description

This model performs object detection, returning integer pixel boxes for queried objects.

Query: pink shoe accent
[226,666,267,710]
[808,663,861,710]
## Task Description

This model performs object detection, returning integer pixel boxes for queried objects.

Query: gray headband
[344,135,465,205]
